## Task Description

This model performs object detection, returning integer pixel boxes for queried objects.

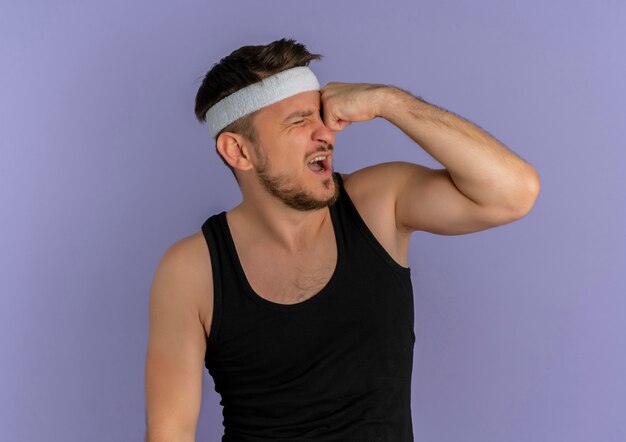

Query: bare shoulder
[145,231,213,436]
[339,163,411,268]
[340,162,407,200]
[154,231,214,337]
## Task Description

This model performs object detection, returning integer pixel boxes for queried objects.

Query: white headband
[205,66,320,138]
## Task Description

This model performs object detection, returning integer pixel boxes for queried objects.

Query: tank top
[201,172,415,441]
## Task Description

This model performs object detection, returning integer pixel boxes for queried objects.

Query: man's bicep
[145,242,209,440]
[393,162,518,235]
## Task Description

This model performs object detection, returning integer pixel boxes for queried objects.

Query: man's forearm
[374,86,540,214]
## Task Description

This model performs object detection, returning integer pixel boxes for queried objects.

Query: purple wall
[1,1,624,440]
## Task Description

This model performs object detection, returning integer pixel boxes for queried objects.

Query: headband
[205,66,320,138]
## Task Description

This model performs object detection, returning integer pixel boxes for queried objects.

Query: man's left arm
[320,82,541,234]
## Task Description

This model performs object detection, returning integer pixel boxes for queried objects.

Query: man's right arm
[144,236,213,441]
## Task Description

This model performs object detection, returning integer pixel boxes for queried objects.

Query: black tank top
[201,172,415,441]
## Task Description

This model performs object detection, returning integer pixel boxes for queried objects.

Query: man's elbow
[513,172,541,218]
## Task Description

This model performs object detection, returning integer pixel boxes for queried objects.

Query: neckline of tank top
[218,173,346,311]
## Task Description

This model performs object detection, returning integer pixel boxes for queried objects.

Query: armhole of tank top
[201,217,223,349]
[337,172,411,276]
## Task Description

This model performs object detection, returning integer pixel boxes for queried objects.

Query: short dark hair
[194,38,322,182]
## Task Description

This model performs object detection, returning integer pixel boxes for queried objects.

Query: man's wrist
[374,85,410,120]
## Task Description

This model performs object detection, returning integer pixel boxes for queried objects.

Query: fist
[320,82,387,131]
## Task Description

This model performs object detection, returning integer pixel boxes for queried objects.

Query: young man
[144,38,540,441]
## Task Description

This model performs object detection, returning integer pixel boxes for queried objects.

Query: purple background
[2,1,624,441]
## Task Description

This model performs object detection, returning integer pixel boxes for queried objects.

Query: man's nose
[313,119,336,146]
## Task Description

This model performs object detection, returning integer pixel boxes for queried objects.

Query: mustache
[307,144,334,158]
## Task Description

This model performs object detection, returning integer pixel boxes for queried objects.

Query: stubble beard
[254,142,340,212]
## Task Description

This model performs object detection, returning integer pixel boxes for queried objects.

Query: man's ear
[215,132,255,172]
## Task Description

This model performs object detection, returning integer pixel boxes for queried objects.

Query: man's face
[248,90,339,211]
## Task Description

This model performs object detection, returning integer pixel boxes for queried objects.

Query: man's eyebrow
[282,109,316,123]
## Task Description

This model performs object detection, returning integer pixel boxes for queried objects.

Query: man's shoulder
[161,231,211,275]
[155,231,213,329]
[340,162,409,195]
[339,163,405,214]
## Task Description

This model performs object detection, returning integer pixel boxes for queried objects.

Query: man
[144,38,540,441]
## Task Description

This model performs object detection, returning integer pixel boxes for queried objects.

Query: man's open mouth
[306,154,331,173]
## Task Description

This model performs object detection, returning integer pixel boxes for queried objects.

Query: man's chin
[282,188,338,212]
[256,168,339,211]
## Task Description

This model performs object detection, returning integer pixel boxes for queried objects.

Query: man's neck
[229,200,331,254]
